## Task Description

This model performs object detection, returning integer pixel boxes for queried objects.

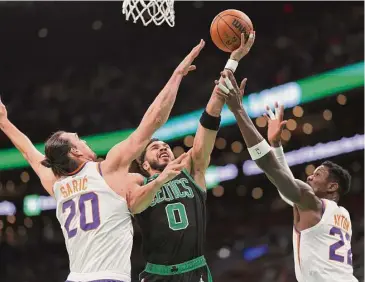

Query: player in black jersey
[129,32,255,282]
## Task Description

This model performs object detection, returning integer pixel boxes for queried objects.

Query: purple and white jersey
[53,162,133,282]
[293,199,357,282]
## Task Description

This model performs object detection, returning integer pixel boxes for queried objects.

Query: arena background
[0,1,363,282]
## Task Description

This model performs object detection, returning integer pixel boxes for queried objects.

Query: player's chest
[149,178,196,208]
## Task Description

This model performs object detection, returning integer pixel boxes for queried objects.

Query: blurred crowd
[0,2,363,282]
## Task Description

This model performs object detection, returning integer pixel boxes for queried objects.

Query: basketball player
[215,71,358,282]
[0,40,204,282]
[132,32,255,282]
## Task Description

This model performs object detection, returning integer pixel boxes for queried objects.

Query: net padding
[122,0,175,27]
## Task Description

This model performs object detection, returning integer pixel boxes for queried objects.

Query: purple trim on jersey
[98,162,103,177]
[66,280,125,282]
[67,162,88,176]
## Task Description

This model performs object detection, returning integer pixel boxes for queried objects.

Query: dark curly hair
[322,161,351,196]
[129,138,160,177]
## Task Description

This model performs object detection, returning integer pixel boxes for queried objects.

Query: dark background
[0,1,363,282]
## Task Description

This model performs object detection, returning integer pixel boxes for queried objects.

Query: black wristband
[199,110,221,131]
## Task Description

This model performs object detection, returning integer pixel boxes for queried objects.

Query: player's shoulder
[128,173,145,185]
[322,199,350,217]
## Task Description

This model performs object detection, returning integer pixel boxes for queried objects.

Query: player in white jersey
[263,103,357,282]
[0,40,204,282]
[214,72,358,282]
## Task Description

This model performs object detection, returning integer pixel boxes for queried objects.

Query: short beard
[148,160,168,174]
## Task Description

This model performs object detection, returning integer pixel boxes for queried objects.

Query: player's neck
[148,169,162,177]
[323,193,339,203]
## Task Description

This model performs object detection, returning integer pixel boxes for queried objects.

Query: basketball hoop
[122,0,175,27]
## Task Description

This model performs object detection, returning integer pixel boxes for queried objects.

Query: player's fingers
[239,78,247,93]
[220,71,227,80]
[226,71,240,92]
[224,76,234,91]
[215,80,231,98]
[217,82,230,95]
[169,154,186,166]
[169,163,185,171]
[194,39,204,50]
[265,105,276,120]
[280,120,287,131]
[190,39,205,58]
[247,31,255,49]
[173,152,187,163]
[215,91,229,100]
[279,104,285,122]
[240,33,246,45]
[274,102,280,120]
[263,113,270,122]
[188,65,197,72]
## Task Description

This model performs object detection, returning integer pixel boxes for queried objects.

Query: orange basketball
[210,9,254,53]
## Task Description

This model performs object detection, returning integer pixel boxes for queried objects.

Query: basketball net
[122,0,175,27]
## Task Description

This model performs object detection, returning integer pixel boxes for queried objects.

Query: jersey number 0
[165,203,189,231]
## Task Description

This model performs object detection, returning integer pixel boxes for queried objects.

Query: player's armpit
[256,153,321,211]
[278,191,294,206]
[294,179,323,211]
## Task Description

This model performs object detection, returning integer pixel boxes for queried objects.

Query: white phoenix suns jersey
[293,199,358,282]
[53,162,133,282]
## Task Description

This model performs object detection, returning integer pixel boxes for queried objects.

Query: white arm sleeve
[272,146,294,207]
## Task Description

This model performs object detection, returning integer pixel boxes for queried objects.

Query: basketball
[210,9,254,53]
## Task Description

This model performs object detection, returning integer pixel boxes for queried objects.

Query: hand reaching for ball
[230,31,255,61]
[174,39,205,76]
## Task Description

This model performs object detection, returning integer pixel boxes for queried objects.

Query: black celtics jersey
[135,168,207,265]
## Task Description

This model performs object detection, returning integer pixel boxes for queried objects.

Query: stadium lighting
[242,134,364,176]
[0,61,363,170]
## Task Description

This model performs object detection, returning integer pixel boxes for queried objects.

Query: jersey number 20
[62,192,100,238]
[329,226,352,265]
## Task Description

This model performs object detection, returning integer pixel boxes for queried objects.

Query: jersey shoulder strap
[181,168,206,193]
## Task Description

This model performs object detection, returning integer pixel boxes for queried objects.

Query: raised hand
[0,97,8,126]
[263,102,287,147]
[175,39,205,76]
[230,31,255,62]
[214,71,247,112]
[157,152,188,183]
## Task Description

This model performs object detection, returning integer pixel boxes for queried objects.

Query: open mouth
[159,152,169,159]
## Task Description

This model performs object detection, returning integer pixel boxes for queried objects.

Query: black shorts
[139,266,208,282]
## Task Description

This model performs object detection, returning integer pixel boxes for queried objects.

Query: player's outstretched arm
[263,102,295,206]
[128,153,188,214]
[0,98,55,194]
[215,72,321,211]
[102,40,205,174]
[190,32,255,189]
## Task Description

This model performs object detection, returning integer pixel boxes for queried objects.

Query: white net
[122,0,175,27]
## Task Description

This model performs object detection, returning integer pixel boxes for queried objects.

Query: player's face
[144,141,174,172]
[306,165,331,197]
[62,132,97,161]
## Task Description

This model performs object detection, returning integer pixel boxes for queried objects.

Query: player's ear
[328,182,339,193]
[142,161,150,172]
[70,147,82,157]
